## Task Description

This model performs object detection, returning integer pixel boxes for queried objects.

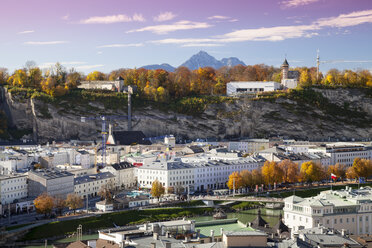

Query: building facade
[74,172,115,198]
[28,169,74,197]
[284,187,372,235]
[0,174,28,205]
[226,81,281,96]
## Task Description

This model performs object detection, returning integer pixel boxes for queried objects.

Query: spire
[282,59,289,67]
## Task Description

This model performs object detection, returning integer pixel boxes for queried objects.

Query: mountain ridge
[140,51,246,71]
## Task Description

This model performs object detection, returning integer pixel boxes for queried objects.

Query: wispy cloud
[208,15,238,23]
[62,14,69,20]
[75,64,104,70]
[39,62,104,71]
[81,14,145,24]
[128,20,212,34]
[97,43,144,48]
[18,30,35,35]
[24,41,69,45]
[154,12,176,22]
[151,9,372,45]
[208,15,229,20]
[315,9,372,28]
[281,0,320,8]
[181,43,224,47]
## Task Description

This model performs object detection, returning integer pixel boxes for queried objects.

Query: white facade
[284,187,372,235]
[281,79,298,89]
[74,172,115,198]
[137,156,265,192]
[101,163,136,189]
[226,81,281,96]
[325,143,372,166]
[0,174,28,205]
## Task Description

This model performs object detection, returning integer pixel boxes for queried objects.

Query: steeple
[281,58,289,80]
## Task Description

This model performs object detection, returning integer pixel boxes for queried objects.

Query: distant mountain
[140,51,246,71]
[180,51,223,70]
[180,51,246,70]
[141,63,175,72]
[220,57,246,67]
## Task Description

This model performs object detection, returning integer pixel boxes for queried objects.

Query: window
[334,219,337,224]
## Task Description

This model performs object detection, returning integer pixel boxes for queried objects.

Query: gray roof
[30,169,74,179]
[74,172,115,185]
[304,234,362,247]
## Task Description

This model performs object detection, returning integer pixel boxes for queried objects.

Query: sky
[1,0,372,74]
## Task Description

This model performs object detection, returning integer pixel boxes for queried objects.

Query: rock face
[1,87,372,142]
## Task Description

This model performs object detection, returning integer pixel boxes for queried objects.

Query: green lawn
[22,207,214,241]
[5,223,33,231]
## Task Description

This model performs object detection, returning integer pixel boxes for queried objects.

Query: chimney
[151,242,156,248]
[341,229,347,236]
[210,230,215,242]
[197,229,201,238]
[220,228,224,235]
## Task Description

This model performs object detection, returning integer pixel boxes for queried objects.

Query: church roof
[274,214,289,234]
[112,131,152,146]
[282,59,289,66]
[251,209,268,227]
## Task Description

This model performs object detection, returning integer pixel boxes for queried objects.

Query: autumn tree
[346,166,357,180]
[327,163,347,181]
[98,181,116,203]
[240,170,253,188]
[278,159,299,183]
[34,193,54,216]
[86,71,106,81]
[151,179,165,200]
[65,194,84,214]
[261,161,284,185]
[227,171,243,190]
[300,161,324,183]
[0,68,9,85]
[8,69,27,87]
[251,169,264,186]
[351,158,372,179]
[54,196,66,216]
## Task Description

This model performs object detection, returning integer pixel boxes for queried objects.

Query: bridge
[194,195,284,204]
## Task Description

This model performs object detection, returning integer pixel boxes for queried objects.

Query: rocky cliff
[1,87,372,142]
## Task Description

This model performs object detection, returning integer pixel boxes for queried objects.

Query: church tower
[281,59,289,80]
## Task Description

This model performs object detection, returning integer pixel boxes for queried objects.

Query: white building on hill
[226,81,281,96]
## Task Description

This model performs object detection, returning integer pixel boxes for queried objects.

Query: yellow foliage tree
[278,159,299,183]
[86,71,105,81]
[227,171,243,190]
[34,193,54,216]
[261,161,284,185]
[327,163,346,180]
[65,193,84,214]
[351,158,372,179]
[151,179,165,200]
[240,170,253,188]
[300,161,324,183]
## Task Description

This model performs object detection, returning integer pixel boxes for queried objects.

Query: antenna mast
[316,49,320,82]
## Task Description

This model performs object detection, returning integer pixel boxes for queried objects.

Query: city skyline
[1,0,372,73]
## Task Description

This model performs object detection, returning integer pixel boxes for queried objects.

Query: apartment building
[137,156,265,192]
[101,162,136,189]
[0,174,28,204]
[74,172,115,198]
